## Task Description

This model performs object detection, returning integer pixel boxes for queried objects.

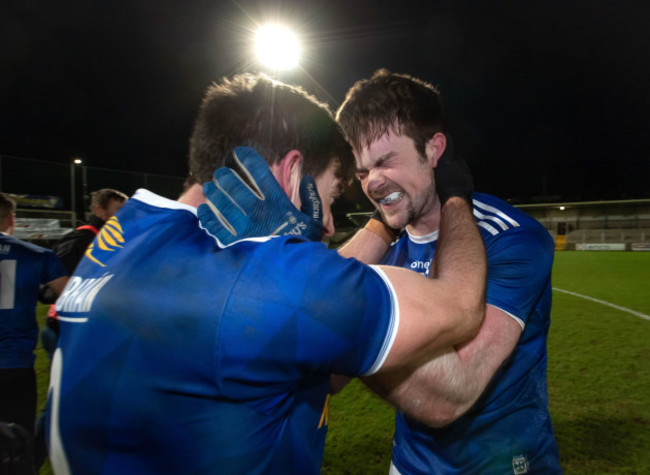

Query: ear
[269,150,303,207]
[425,132,447,168]
[5,213,16,236]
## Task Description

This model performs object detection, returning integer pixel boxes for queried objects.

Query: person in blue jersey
[0,193,68,445]
[334,70,560,474]
[204,69,560,474]
[34,187,128,470]
[47,73,487,474]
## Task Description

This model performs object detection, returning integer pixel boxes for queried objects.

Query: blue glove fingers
[299,175,324,241]
[213,166,261,213]
[201,179,248,239]
[232,146,278,200]
[197,202,232,245]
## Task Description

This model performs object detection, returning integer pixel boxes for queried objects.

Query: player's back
[0,234,65,368]
[48,190,389,474]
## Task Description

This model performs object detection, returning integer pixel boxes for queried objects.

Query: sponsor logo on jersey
[512,454,529,474]
[85,217,125,267]
[409,260,431,273]
[0,244,10,254]
[55,273,113,315]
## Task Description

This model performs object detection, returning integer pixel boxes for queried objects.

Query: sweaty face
[355,131,437,233]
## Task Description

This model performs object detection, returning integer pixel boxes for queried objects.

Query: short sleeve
[43,250,68,284]
[484,225,554,326]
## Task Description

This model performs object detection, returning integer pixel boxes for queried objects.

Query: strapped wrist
[364,213,399,245]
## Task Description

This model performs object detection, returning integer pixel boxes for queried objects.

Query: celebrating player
[204,69,560,474]
[47,73,486,474]
[335,70,559,474]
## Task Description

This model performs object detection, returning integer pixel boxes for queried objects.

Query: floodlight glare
[73,158,83,165]
[255,24,300,71]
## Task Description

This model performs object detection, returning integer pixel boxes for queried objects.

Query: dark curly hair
[188,73,354,185]
[336,69,444,158]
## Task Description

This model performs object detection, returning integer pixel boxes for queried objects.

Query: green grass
[34,252,650,474]
[548,252,650,474]
[323,251,650,474]
[34,303,53,475]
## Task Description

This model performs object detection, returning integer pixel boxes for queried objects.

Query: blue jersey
[385,193,560,475]
[0,233,66,368]
[47,189,398,474]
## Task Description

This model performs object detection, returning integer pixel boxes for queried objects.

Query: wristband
[364,211,399,245]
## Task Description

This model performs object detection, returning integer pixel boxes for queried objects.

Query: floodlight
[255,24,300,71]
[73,158,83,165]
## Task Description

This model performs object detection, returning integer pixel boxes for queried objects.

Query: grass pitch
[35,251,650,474]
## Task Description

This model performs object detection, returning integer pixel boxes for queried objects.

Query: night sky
[2,0,649,204]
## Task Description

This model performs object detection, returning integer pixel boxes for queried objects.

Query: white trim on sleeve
[362,265,400,376]
[487,303,525,330]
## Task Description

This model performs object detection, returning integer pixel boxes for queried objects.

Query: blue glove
[435,134,474,205]
[197,146,323,245]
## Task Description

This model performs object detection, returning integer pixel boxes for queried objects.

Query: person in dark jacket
[54,188,128,274]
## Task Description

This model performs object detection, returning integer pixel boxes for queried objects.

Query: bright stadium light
[73,158,83,165]
[254,24,301,71]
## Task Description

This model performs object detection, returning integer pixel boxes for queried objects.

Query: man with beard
[205,69,560,474]
[333,69,560,475]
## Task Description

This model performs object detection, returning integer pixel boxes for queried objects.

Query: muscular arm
[375,197,486,374]
[363,304,521,427]
[338,227,389,264]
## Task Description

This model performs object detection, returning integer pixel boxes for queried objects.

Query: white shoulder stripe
[473,208,509,231]
[477,220,499,236]
[363,265,400,376]
[473,199,520,228]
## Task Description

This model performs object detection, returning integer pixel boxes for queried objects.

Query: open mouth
[379,191,404,206]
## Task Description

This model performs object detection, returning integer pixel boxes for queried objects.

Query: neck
[405,195,442,236]
[178,183,205,208]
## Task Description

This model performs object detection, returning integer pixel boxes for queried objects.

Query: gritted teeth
[379,191,403,205]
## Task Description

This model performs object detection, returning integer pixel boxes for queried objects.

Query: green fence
[1,154,185,224]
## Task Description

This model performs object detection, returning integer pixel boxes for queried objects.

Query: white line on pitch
[553,288,650,321]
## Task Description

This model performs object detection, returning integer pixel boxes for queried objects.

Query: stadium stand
[339,199,650,251]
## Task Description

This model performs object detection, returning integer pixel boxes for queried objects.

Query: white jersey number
[0,259,16,310]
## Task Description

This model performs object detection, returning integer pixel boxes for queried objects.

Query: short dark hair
[90,189,128,210]
[189,73,354,184]
[0,192,16,220]
[336,69,444,158]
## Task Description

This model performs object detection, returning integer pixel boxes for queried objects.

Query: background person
[40,188,127,358]
[0,192,67,448]
[52,188,128,275]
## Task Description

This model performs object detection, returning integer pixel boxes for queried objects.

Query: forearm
[363,348,483,427]
[365,307,522,427]
[338,228,389,264]
[375,197,486,372]
[433,197,486,342]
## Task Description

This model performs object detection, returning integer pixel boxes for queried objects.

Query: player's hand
[198,146,324,245]
[434,134,474,205]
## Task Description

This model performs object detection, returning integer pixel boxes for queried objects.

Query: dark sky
[2,0,649,203]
